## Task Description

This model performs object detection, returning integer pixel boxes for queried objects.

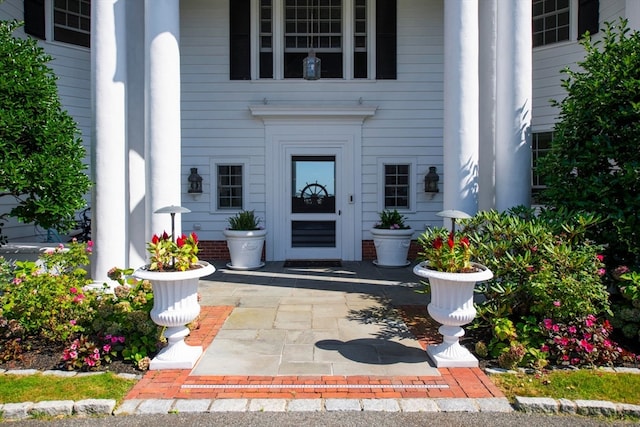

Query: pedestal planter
[223,229,267,270]
[134,261,215,370]
[370,228,414,267]
[413,261,493,367]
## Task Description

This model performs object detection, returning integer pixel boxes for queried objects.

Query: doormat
[284,260,342,268]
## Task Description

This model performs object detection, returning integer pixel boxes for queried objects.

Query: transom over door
[286,152,341,259]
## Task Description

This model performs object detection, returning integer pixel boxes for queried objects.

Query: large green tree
[539,20,640,266]
[0,19,91,244]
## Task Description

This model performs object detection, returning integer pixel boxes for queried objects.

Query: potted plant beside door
[223,210,267,270]
[370,209,414,267]
[413,227,493,368]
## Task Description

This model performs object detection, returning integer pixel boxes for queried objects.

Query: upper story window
[24,0,91,48]
[532,0,599,48]
[231,0,396,80]
[53,0,91,47]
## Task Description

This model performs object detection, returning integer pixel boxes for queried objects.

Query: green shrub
[227,210,262,230]
[0,20,91,242]
[538,20,640,267]
[462,207,612,364]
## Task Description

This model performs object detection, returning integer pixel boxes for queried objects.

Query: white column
[495,0,532,210]
[443,0,479,217]
[145,0,183,239]
[91,0,127,284]
[478,0,497,211]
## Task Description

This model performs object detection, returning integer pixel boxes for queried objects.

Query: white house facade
[1,0,638,284]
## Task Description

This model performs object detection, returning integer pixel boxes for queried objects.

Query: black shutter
[578,0,599,38]
[24,0,46,40]
[230,0,251,80]
[376,0,397,80]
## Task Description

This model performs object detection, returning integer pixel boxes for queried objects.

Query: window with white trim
[383,163,410,209]
[532,0,599,48]
[231,0,396,80]
[217,164,244,210]
[24,0,91,48]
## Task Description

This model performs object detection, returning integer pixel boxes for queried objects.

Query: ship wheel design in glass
[300,182,329,205]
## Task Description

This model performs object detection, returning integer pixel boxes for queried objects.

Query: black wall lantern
[424,166,440,193]
[188,167,203,194]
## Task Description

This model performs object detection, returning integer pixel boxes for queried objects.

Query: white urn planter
[370,228,414,267]
[134,261,215,370]
[413,261,493,368]
[223,229,267,270]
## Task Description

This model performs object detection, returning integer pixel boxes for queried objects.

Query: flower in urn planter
[146,231,200,271]
[417,228,475,273]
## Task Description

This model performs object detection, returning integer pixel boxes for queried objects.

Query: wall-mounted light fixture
[188,167,203,199]
[424,166,440,194]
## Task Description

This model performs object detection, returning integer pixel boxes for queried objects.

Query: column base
[427,343,479,368]
[149,341,203,370]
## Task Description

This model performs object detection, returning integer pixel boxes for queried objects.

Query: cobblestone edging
[2,368,640,421]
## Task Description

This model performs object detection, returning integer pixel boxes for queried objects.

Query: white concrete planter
[134,261,215,370]
[370,228,414,267]
[223,229,267,270]
[413,261,493,368]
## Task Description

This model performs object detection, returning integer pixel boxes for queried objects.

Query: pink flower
[568,326,577,334]
[543,319,553,329]
[562,355,569,361]
[541,345,549,352]
[579,339,594,353]
[585,315,596,327]
[596,254,604,262]
[69,319,77,326]
[553,301,561,307]
[552,324,560,332]
[69,350,78,359]
[571,358,580,365]
[85,357,96,367]
[597,268,606,276]
[103,344,111,352]
[70,287,78,294]
[12,277,22,285]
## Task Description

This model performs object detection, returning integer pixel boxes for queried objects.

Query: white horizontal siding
[179,0,445,241]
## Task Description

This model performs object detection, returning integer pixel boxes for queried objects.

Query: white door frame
[252,105,376,261]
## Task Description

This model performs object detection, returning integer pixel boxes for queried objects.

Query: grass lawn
[0,372,136,405]
[489,369,640,405]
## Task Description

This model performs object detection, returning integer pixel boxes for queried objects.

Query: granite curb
[2,368,639,421]
[4,396,640,421]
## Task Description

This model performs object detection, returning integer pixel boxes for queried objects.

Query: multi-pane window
[217,165,243,209]
[236,0,395,80]
[53,0,91,47]
[384,164,410,209]
[531,132,552,203]
[282,0,343,78]
[532,0,570,47]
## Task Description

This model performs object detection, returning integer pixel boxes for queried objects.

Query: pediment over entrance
[249,105,377,123]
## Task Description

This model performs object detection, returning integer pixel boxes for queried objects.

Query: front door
[285,150,341,259]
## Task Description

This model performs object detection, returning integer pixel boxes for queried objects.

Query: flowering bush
[540,314,639,367]
[146,231,200,271]
[61,335,121,371]
[373,209,410,230]
[417,228,474,273]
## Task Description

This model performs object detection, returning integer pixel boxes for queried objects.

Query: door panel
[286,153,341,259]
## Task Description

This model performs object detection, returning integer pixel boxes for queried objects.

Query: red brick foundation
[199,240,420,262]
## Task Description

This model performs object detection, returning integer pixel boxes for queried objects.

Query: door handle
[338,210,341,216]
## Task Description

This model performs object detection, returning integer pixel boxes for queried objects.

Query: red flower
[151,234,160,244]
[190,232,198,244]
[176,234,187,248]
[460,236,470,248]
[447,232,455,249]
[433,236,443,250]
[162,231,170,241]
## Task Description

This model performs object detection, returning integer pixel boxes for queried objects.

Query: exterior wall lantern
[188,167,203,199]
[424,166,440,193]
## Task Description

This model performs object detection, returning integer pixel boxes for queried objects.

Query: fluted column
[145,0,183,240]
[443,0,479,218]
[91,0,127,284]
[495,0,532,210]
